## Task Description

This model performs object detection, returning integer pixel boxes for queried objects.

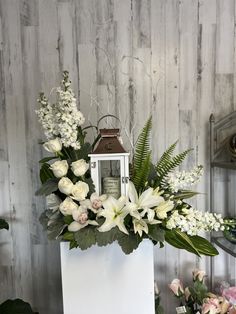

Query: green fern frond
[155,147,192,185]
[155,141,178,172]
[133,152,151,192]
[132,117,152,192]
[133,117,152,173]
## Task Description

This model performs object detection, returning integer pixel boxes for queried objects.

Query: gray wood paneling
[0,0,235,312]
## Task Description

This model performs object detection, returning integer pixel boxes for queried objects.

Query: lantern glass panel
[98,160,121,199]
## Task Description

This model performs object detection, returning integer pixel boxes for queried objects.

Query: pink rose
[202,298,221,314]
[169,279,184,296]
[222,287,236,305]
[193,269,206,282]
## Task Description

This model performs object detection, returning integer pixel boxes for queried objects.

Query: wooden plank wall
[0,0,235,312]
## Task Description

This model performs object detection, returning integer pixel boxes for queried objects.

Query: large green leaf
[95,227,119,247]
[148,225,165,243]
[74,227,96,250]
[165,229,201,256]
[0,218,9,230]
[0,299,37,314]
[35,178,59,196]
[117,232,142,254]
[173,190,200,200]
[189,235,219,256]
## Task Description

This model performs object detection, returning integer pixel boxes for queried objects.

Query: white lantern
[89,129,129,198]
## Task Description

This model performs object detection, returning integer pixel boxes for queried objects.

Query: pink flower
[169,279,184,296]
[192,269,206,282]
[202,298,221,314]
[222,287,236,305]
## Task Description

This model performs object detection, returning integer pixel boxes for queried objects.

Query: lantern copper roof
[92,129,127,154]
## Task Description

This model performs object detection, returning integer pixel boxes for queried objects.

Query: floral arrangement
[169,270,236,314]
[36,71,226,255]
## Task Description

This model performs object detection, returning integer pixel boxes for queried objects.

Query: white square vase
[60,240,155,314]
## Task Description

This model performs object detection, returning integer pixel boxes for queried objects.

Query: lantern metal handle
[97,114,121,130]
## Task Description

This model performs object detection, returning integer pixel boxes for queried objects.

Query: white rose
[71,181,89,201]
[43,138,62,153]
[50,160,68,178]
[59,197,79,216]
[58,177,74,195]
[46,193,61,211]
[71,159,89,177]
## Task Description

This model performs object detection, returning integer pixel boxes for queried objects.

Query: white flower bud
[50,160,68,178]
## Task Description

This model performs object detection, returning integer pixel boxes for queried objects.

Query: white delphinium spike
[164,165,204,192]
[166,207,225,236]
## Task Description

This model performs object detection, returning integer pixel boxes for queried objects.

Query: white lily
[126,182,164,222]
[155,200,174,219]
[98,196,129,234]
[68,206,98,232]
[133,218,148,237]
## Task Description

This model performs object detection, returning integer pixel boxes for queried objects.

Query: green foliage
[173,190,200,200]
[189,235,219,256]
[39,156,57,164]
[117,232,142,254]
[95,227,120,247]
[132,117,152,192]
[74,227,96,250]
[0,299,37,314]
[189,281,208,305]
[35,178,59,196]
[40,163,54,184]
[148,225,165,243]
[155,142,192,186]
[0,218,9,230]
[39,210,65,240]
[165,229,219,257]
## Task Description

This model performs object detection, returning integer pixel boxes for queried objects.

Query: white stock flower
[43,137,62,153]
[98,196,129,234]
[71,159,89,177]
[71,181,89,201]
[59,197,78,216]
[166,207,225,236]
[58,177,74,195]
[36,75,85,149]
[46,193,61,211]
[50,160,68,178]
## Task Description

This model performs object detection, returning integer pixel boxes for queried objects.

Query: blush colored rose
[169,279,184,296]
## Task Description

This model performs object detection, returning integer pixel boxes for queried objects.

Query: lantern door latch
[122,177,129,183]
[91,161,96,168]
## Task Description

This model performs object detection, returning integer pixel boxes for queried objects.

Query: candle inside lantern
[103,177,121,199]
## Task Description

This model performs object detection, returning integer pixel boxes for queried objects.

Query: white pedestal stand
[60,240,155,314]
